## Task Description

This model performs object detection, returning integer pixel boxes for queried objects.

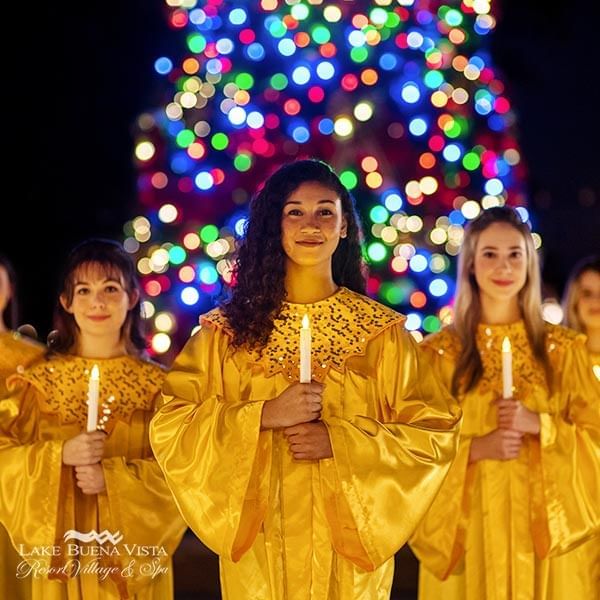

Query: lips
[87,315,110,321]
[491,279,514,287]
[296,240,323,247]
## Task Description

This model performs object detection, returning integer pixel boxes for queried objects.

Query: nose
[498,256,512,272]
[91,291,107,308]
[300,213,320,232]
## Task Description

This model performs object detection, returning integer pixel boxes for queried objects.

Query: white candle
[86,364,100,432]
[299,314,311,383]
[501,336,513,399]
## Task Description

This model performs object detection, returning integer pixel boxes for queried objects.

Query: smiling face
[576,269,600,331]
[281,181,348,270]
[473,222,528,304]
[60,262,138,344]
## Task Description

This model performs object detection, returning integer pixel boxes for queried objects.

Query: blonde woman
[410,207,600,599]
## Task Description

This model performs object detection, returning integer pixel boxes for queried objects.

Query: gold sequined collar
[11,354,164,430]
[203,287,404,381]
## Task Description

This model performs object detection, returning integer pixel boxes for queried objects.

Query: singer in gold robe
[410,208,600,600]
[150,160,461,599]
[0,241,186,599]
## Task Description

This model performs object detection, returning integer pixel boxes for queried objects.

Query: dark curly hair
[49,238,146,355]
[222,159,367,348]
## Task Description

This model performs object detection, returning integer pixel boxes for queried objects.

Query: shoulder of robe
[421,326,462,359]
[0,331,46,379]
[199,307,234,337]
[545,323,586,350]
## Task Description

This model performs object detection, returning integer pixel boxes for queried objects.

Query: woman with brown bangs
[150,158,461,599]
[0,239,185,599]
[410,207,600,599]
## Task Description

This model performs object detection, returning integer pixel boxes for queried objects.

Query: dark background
[2,1,599,340]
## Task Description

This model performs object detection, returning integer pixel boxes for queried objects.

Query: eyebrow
[480,245,524,250]
[74,278,122,286]
[284,199,337,205]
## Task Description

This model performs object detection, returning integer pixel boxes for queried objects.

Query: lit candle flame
[302,314,310,329]
[502,336,511,353]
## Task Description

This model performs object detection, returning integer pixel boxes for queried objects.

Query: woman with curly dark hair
[150,159,461,599]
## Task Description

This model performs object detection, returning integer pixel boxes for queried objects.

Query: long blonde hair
[562,255,600,333]
[451,206,550,395]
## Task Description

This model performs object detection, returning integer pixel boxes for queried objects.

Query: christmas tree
[127,0,532,361]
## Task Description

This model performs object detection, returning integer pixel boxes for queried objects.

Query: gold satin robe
[0,330,45,600]
[411,322,600,600]
[150,287,462,599]
[0,354,187,600]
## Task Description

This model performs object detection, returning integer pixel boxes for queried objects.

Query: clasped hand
[261,382,333,460]
[469,397,540,463]
[62,431,107,494]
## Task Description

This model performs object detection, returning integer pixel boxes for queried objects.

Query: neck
[75,335,127,359]
[479,293,522,325]
[586,327,600,354]
[284,262,338,304]
[0,320,6,333]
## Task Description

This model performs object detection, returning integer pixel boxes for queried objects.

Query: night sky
[3,1,598,339]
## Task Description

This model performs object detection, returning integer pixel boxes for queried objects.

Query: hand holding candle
[501,336,513,399]
[86,364,100,432]
[299,314,311,383]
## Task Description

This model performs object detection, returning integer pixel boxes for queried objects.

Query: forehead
[580,270,600,288]
[72,262,124,284]
[476,222,526,247]
[285,181,340,204]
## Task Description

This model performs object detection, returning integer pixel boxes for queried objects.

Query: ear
[59,294,73,314]
[340,216,348,239]
[128,289,140,310]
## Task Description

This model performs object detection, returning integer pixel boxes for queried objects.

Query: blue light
[410,254,428,272]
[154,57,173,75]
[406,31,424,49]
[429,278,449,297]
[216,38,234,54]
[408,117,428,136]
[228,8,247,25]
[206,59,223,74]
[292,66,311,85]
[379,53,398,71]
[246,111,265,129]
[199,265,219,285]
[278,39,296,57]
[383,191,403,211]
[316,61,335,80]
[246,43,266,61]
[442,144,462,162]
[318,118,334,135]
[292,126,310,143]
[189,9,206,25]
[405,313,422,331]
[195,171,214,190]
[171,152,193,174]
[488,114,505,131]
[401,82,421,103]
[484,178,504,195]
[515,207,530,223]
[234,217,248,237]
[181,286,200,306]
[449,210,466,225]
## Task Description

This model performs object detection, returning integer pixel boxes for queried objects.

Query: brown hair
[562,255,600,333]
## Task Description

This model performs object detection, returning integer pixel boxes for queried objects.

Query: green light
[462,152,481,170]
[268,20,287,38]
[176,130,195,148]
[424,70,444,89]
[291,4,309,20]
[235,73,254,90]
[445,121,462,139]
[311,25,331,44]
[370,8,388,26]
[200,225,219,244]
[380,283,404,305]
[169,246,187,265]
[445,9,464,27]
[367,242,387,263]
[187,34,206,53]
[369,205,389,224]
[386,12,401,28]
[234,153,252,172]
[270,73,288,90]
[339,170,358,189]
[211,133,229,150]
[350,47,369,63]
[423,315,442,333]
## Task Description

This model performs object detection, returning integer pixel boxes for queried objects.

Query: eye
[510,250,523,259]
[105,285,120,293]
[284,208,303,217]
[76,287,90,295]
[482,251,496,259]
[318,208,334,216]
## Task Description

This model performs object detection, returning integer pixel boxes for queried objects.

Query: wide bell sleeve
[408,337,475,579]
[100,404,188,595]
[149,322,272,562]
[0,381,63,565]
[319,323,462,571]
[534,336,600,555]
